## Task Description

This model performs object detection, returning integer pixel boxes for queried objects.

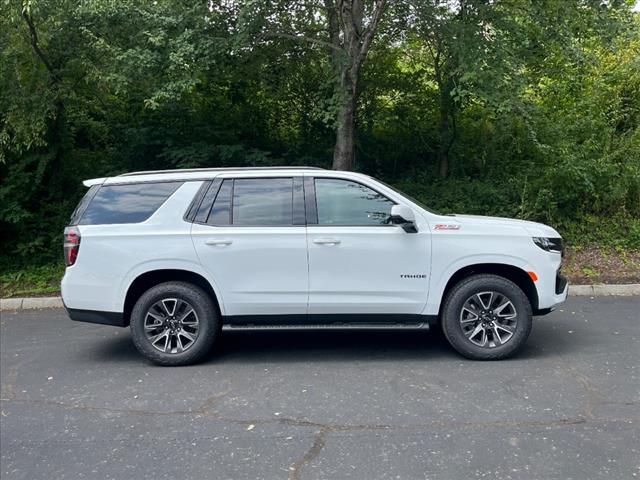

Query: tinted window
[79,182,182,225]
[315,178,394,225]
[69,184,99,225]
[194,180,221,224]
[208,179,232,225]
[232,178,293,226]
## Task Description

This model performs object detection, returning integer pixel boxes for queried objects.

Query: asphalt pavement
[1,297,639,479]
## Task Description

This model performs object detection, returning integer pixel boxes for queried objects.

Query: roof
[83,166,326,187]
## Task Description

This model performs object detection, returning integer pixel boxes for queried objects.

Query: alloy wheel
[144,298,200,354]
[459,291,518,348]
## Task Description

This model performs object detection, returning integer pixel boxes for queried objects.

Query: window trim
[307,176,398,228]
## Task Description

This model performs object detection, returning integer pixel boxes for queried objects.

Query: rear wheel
[130,281,220,366]
[441,274,532,360]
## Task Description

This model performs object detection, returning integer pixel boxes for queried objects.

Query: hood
[442,214,560,237]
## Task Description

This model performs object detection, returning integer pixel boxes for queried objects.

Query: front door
[306,176,430,315]
[192,176,308,317]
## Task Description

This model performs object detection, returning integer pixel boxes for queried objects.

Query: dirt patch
[563,246,640,285]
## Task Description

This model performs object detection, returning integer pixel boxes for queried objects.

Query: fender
[116,259,226,315]
[422,253,536,316]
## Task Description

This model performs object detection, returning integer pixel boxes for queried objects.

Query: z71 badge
[434,224,460,230]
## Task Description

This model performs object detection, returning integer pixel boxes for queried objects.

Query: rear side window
[194,178,295,226]
[209,180,232,225]
[232,178,293,226]
[79,182,183,225]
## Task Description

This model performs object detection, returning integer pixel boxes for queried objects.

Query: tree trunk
[333,90,357,170]
[438,107,450,178]
[327,0,387,171]
[437,82,456,178]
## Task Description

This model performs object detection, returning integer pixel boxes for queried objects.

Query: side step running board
[223,323,430,331]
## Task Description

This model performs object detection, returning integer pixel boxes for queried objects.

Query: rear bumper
[65,306,126,327]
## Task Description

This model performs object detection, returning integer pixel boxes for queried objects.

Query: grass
[1,244,638,299]
[0,263,65,298]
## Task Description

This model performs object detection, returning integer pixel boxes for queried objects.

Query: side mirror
[389,205,418,233]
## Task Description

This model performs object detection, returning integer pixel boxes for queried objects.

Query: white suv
[62,167,568,365]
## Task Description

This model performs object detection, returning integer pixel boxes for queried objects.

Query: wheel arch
[437,263,539,319]
[123,269,221,326]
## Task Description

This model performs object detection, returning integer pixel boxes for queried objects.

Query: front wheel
[130,281,220,366]
[441,274,532,360]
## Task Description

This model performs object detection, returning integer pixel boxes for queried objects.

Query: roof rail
[118,166,325,177]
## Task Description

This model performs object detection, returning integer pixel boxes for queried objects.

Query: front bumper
[535,269,568,316]
[556,271,568,295]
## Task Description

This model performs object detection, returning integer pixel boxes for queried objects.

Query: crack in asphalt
[1,395,636,430]
[547,358,614,421]
[287,429,326,480]
[3,394,636,480]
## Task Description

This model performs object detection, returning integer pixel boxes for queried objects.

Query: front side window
[79,182,182,225]
[232,178,293,226]
[314,178,395,226]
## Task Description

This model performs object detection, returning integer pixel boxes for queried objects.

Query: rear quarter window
[69,184,100,225]
[79,182,183,225]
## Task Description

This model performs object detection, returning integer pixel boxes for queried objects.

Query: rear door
[191,175,308,317]
[305,175,430,315]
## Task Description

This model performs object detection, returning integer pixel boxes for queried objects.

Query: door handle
[205,238,233,246]
[313,237,341,245]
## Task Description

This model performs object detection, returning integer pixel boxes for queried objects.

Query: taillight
[63,226,81,267]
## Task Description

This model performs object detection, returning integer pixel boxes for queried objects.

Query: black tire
[441,274,532,360]
[130,281,220,366]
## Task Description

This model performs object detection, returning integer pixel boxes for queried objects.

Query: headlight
[533,237,563,254]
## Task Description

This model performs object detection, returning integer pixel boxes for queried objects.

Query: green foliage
[0,262,64,298]
[0,0,639,276]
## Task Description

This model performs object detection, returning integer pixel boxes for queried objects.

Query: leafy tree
[0,0,638,268]
[239,0,389,170]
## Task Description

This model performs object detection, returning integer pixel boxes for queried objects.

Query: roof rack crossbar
[118,166,324,177]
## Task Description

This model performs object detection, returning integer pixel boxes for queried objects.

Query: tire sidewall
[130,282,218,365]
[442,275,532,360]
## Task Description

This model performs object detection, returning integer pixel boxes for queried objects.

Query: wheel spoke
[147,310,164,322]
[493,323,513,344]
[165,334,174,353]
[466,323,484,340]
[473,328,487,347]
[144,318,163,330]
[150,331,169,350]
[175,334,185,352]
[475,292,493,310]
[461,307,479,323]
[160,299,177,317]
[179,330,196,343]
[493,300,507,314]
[178,308,197,325]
